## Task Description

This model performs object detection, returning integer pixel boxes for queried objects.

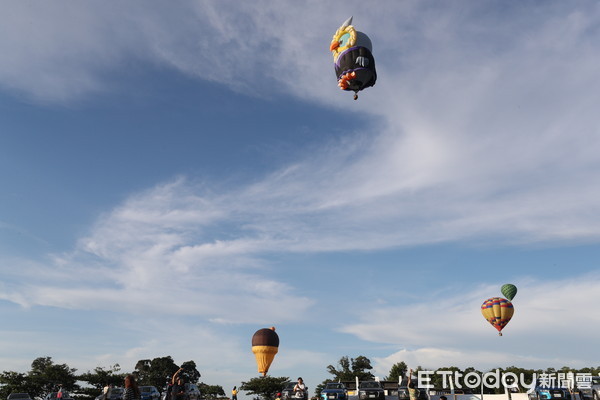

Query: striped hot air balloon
[481,297,514,336]
[501,284,518,301]
[252,327,279,376]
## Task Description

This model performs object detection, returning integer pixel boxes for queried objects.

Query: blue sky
[1,0,600,396]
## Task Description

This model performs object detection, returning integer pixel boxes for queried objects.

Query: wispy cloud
[345,274,600,372]
[2,0,600,383]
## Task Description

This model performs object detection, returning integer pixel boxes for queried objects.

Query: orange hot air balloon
[252,327,279,376]
[481,297,514,336]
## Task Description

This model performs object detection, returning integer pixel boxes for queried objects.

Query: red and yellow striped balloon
[481,297,514,336]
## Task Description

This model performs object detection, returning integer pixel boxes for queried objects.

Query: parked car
[139,387,160,400]
[358,381,384,400]
[161,383,201,400]
[8,394,32,400]
[528,380,572,400]
[282,382,308,400]
[578,376,600,400]
[321,383,347,400]
[96,388,125,400]
[44,392,73,400]
[184,383,201,400]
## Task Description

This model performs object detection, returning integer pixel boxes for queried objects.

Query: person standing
[102,385,110,400]
[407,370,419,400]
[294,378,306,399]
[123,375,141,400]
[232,387,238,400]
[171,368,186,400]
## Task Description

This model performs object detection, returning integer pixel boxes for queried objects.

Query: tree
[0,371,29,399]
[327,356,374,382]
[198,383,226,399]
[240,376,289,400]
[78,365,127,400]
[429,366,464,392]
[0,357,78,400]
[386,362,408,382]
[180,361,201,384]
[28,357,79,399]
[133,357,179,389]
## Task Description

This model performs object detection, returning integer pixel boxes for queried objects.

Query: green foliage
[79,365,125,389]
[327,356,374,382]
[78,365,127,400]
[0,371,29,399]
[198,383,226,399]
[0,357,79,400]
[240,376,290,400]
[132,357,200,387]
[133,356,180,388]
[385,362,407,382]
[29,357,79,399]
[180,361,201,385]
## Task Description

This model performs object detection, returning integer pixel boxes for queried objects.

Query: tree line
[0,356,225,400]
[241,357,600,400]
[2,355,599,400]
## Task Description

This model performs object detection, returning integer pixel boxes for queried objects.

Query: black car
[321,383,347,400]
[8,394,32,400]
[358,381,385,400]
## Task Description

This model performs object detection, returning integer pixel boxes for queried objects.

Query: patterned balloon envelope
[501,283,518,301]
[481,297,514,336]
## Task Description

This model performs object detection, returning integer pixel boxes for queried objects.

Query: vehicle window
[361,383,379,389]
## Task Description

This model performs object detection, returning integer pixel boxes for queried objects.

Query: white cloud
[344,274,600,372]
[2,1,600,385]
[5,3,600,248]
[372,347,591,378]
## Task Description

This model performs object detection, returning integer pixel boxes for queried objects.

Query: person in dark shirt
[171,368,186,400]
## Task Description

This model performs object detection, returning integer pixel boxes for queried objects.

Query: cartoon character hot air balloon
[501,284,517,301]
[481,297,514,336]
[330,16,377,100]
[252,327,279,376]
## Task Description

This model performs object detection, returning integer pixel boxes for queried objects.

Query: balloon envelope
[501,284,517,301]
[330,17,377,98]
[481,297,514,336]
[251,327,279,376]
